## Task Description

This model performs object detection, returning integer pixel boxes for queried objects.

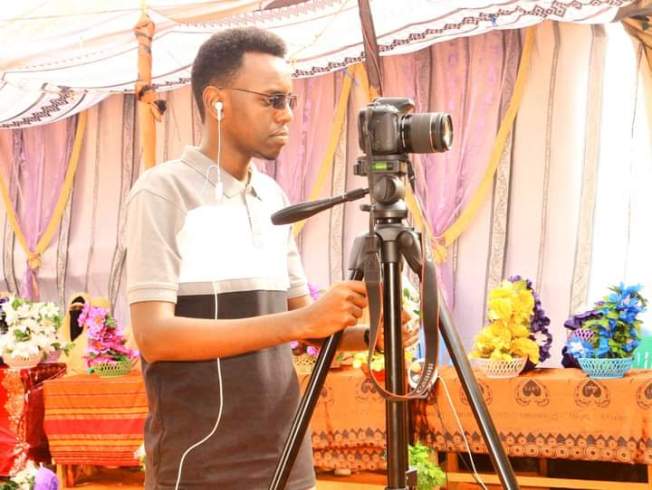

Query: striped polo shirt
[126,146,315,490]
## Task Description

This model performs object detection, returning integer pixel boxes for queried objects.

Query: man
[126,27,373,489]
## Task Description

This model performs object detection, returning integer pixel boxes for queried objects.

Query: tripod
[268,186,519,489]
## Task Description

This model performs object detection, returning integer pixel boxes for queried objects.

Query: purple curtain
[266,30,521,305]
[2,116,76,300]
[263,71,342,204]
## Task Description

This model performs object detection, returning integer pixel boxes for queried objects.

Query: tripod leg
[269,271,363,490]
[383,262,410,490]
[437,300,519,489]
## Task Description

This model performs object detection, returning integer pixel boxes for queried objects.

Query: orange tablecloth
[414,366,652,464]
[43,371,147,467]
[0,363,66,475]
[299,368,386,472]
[42,368,387,471]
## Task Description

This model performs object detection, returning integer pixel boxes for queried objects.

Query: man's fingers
[341,280,368,294]
[349,292,368,309]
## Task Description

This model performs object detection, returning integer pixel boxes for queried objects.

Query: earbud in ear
[214,101,224,121]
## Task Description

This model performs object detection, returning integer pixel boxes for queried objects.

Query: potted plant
[409,442,446,490]
[563,283,646,379]
[80,303,138,377]
[470,277,551,378]
[0,296,69,369]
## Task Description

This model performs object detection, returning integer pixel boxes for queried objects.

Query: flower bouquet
[0,296,69,369]
[0,460,58,490]
[290,341,319,374]
[291,283,323,374]
[470,277,552,378]
[562,283,646,378]
[80,304,138,377]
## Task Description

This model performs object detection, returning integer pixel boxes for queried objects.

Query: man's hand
[295,281,368,340]
[373,308,420,351]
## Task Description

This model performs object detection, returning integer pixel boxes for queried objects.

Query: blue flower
[596,337,610,357]
[566,338,593,358]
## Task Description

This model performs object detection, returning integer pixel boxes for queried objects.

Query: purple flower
[35,465,59,490]
[564,310,601,330]
[306,345,319,357]
[308,283,321,302]
[81,305,138,368]
[509,276,553,371]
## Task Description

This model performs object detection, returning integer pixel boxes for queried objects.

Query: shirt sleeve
[126,189,185,304]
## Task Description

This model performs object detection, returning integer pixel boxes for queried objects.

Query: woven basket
[474,357,526,379]
[3,353,42,370]
[577,357,633,379]
[293,354,317,375]
[570,328,594,341]
[90,359,134,378]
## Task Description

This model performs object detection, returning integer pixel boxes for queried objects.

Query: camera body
[357,97,452,156]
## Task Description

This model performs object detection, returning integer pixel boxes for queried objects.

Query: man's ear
[202,86,224,121]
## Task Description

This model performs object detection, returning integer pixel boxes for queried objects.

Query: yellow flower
[471,278,539,363]
[508,322,530,338]
[511,337,540,363]
[489,350,513,361]
[488,297,513,321]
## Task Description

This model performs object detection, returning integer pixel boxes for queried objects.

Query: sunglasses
[221,87,297,110]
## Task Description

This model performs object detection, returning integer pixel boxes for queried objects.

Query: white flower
[22,318,39,334]
[16,304,31,319]
[11,342,39,359]
[41,302,60,318]
[40,318,54,329]
[11,460,38,489]
[33,333,52,349]
[3,302,17,325]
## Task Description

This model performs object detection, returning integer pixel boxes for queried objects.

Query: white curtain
[452,20,652,365]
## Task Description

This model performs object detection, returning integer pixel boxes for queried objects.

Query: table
[414,366,652,489]
[43,371,147,470]
[0,362,66,475]
[298,367,387,472]
[42,367,387,486]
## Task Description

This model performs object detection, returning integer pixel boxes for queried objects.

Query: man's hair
[191,27,287,121]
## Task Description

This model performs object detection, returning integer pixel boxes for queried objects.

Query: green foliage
[409,443,446,489]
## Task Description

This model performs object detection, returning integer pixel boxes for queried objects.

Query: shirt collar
[180,145,263,200]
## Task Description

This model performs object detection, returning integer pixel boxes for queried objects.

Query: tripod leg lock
[406,467,418,487]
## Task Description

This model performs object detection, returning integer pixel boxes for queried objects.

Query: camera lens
[401,112,453,153]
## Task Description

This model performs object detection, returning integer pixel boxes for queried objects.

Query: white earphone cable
[174,282,223,490]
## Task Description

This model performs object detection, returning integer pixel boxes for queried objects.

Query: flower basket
[45,350,62,363]
[293,353,316,375]
[474,357,526,379]
[570,328,594,342]
[90,359,134,378]
[3,353,42,370]
[577,357,633,379]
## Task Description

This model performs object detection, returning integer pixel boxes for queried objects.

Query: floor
[59,466,505,489]
[62,467,387,489]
